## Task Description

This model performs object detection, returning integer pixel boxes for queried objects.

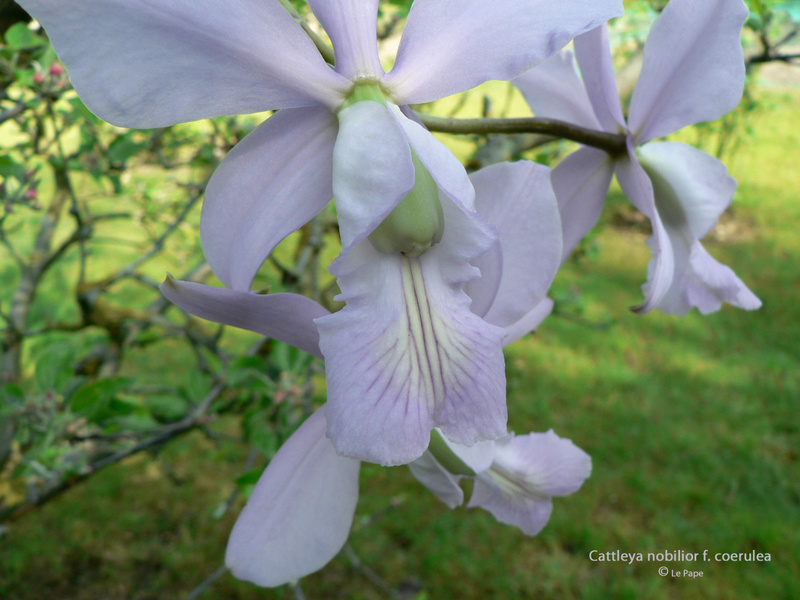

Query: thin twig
[215,446,261,520]
[290,580,307,600]
[277,0,335,64]
[0,100,27,125]
[185,565,228,600]
[111,186,204,281]
[749,51,800,64]
[343,544,402,600]
[1,377,228,522]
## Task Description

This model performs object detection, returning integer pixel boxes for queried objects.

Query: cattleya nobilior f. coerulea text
[17,0,622,465]
[163,161,591,586]
[514,0,761,315]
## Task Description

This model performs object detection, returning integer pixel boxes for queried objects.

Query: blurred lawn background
[2,7,800,600]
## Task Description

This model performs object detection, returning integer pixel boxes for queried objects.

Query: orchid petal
[160,277,328,359]
[333,101,414,248]
[637,142,734,239]
[389,104,476,212]
[636,142,761,314]
[408,453,465,508]
[513,51,601,131]
[502,298,555,346]
[628,0,749,143]
[316,200,506,466]
[614,142,675,313]
[226,408,360,587]
[385,0,623,104]
[653,240,762,316]
[500,431,592,497]
[472,491,554,537]
[442,435,499,474]
[465,240,502,321]
[201,107,337,291]
[468,430,591,536]
[685,244,762,314]
[17,0,350,128]
[307,0,384,80]
[550,147,615,262]
[468,162,562,329]
[573,24,626,133]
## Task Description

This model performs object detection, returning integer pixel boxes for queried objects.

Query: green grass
[2,87,799,600]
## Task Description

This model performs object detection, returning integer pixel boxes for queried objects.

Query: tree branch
[0,99,26,125]
[1,376,228,522]
[418,114,627,156]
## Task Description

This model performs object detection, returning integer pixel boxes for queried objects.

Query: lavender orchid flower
[514,0,761,315]
[18,0,622,465]
[223,411,590,588]
[160,161,564,585]
[409,428,591,536]
[162,161,561,464]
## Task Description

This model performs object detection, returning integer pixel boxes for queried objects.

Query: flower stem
[276,0,336,65]
[418,114,627,156]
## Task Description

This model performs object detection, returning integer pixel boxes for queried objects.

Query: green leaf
[235,468,263,489]
[4,23,46,50]
[67,97,104,126]
[34,343,75,393]
[107,134,148,164]
[228,356,274,389]
[145,395,189,423]
[110,414,160,431]
[0,155,25,178]
[249,428,279,457]
[229,468,264,502]
[69,377,132,418]
[182,372,211,404]
[0,384,24,415]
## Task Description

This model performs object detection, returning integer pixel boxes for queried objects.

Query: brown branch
[110,185,204,283]
[0,100,26,125]
[749,51,800,64]
[1,191,69,382]
[1,377,228,522]
[418,114,628,156]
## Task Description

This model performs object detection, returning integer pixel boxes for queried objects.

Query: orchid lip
[401,256,445,403]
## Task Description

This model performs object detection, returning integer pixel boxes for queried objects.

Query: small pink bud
[32,72,45,84]
[25,188,38,200]
[49,63,64,76]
